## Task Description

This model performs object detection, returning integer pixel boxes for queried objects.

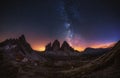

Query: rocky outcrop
[45,42,52,51]
[0,34,33,53]
[44,40,81,57]
[17,35,33,53]
[0,35,46,63]
[45,40,74,52]
[51,40,60,51]
[60,41,74,52]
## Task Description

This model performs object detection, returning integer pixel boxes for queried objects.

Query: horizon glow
[0,0,119,52]
[31,40,116,52]
[0,34,116,52]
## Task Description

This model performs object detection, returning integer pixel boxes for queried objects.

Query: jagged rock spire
[52,40,60,51]
[18,34,26,42]
[45,42,52,51]
[61,41,74,52]
[45,40,74,52]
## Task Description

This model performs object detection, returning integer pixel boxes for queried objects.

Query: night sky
[0,0,120,51]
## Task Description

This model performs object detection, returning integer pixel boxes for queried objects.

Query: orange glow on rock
[31,41,115,52]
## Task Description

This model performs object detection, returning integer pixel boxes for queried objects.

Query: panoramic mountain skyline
[0,0,120,51]
[0,33,120,78]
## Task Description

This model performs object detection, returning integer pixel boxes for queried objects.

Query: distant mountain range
[0,35,112,63]
[62,40,120,78]
[0,35,119,78]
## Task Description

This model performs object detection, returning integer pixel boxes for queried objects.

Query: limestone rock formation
[52,40,60,51]
[60,41,74,52]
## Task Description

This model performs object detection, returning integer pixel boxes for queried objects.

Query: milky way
[57,0,88,50]
[0,0,120,51]
[55,0,119,51]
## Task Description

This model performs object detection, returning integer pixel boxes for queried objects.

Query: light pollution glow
[31,41,115,52]
[0,34,116,52]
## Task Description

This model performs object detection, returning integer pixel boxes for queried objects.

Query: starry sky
[0,0,120,51]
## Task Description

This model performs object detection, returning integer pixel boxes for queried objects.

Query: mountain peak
[0,35,33,54]
[45,42,52,51]
[61,41,70,49]
[52,40,60,44]
[62,41,69,47]
[18,34,26,42]
[61,41,74,52]
[52,40,60,51]
[45,40,75,52]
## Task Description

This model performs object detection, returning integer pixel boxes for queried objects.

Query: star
[65,22,71,29]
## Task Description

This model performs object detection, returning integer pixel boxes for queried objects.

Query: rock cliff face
[17,35,33,53]
[45,42,52,51]
[45,40,79,56]
[52,40,60,51]
[45,40,74,52]
[45,40,109,57]
[60,41,74,52]
[0,35,33,53]
[0,35,46,63]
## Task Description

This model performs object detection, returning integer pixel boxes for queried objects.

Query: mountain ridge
[0,35,119,78]
[61,40,120,78]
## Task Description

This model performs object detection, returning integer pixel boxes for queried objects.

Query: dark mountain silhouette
[45,40,109,58]
[0,35,48,78]
[45,42,52,51]
[0,34,33,53]
[0,35,46,63]
[62,40,120,78]
[0,35,118,78]
[60,41,74,52]
[45,40,81,57]
[17,35,33,53]
[52,40,60,51]
[83,47,110,56]
[45,40,74,52]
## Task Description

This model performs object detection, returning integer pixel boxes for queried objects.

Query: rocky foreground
[0,35,119,78]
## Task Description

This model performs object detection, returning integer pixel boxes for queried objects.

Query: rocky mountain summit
[52,40,61,51]
[0,35,117,78]
[45,40,81,57]
[60,41,74,52]
[45,40,74,52]
[0,35,46,63]
[0,35,32,53]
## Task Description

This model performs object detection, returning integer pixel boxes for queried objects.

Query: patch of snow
[4,45,17,50]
